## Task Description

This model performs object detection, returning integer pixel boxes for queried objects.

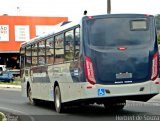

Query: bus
[20,14,160,113]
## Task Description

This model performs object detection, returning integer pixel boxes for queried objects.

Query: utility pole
[17,6,20,16]
[107,0,111,14]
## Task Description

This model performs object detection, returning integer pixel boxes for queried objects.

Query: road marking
[0,88,21,91]
[0,106,35,121]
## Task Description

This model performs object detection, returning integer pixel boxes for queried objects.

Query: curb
[0,84,21,89]
[0,112,7,121]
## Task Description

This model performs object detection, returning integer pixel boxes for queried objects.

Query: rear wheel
[28,85,37,105]
[54,86,64,113]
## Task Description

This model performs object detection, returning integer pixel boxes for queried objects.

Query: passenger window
[26,46,31,67]
[65,30,74,61]
[32,44,38,66]
[54,34,64,64]
[20,47,25,68]
[75,27,80,59]
[46,37,54,64]
[38,40,46,65]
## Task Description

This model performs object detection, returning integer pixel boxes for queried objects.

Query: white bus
[20,14,160,113]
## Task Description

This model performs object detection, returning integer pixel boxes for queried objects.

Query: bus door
[31,66,44,99]
[38,65,52,100]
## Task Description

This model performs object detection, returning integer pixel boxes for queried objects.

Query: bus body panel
[60,79,160,103]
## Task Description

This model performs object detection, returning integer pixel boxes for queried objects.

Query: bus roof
[21,20,81,48]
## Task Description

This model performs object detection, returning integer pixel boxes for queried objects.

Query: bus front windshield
[86,17,151,47]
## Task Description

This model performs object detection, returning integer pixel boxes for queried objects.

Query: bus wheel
[28,86,36,105]
[54,86,64,113]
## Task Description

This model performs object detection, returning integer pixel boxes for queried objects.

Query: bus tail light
[151,52,158,81]
[87,16,93,20]
[146,14,151,17]
[85,56,96,85]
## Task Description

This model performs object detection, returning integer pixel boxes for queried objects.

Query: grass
[0,77,21,85]
[0,114,2,121]
[0,112,4,121]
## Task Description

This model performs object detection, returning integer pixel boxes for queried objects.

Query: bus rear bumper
[59,79,160,104]
[82,80,160,99]
[63,80,160,103]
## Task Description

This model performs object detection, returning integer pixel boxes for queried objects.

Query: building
[0,15,68,70]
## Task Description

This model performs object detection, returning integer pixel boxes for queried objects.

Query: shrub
[158,35,160,44]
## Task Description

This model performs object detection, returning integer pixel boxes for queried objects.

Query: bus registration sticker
[98,89,105,96]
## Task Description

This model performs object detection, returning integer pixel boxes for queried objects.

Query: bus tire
[54,86,64,113]
[27,85,37,105]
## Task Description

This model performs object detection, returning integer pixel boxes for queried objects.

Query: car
[0,65,6,71]
[0,71,14,82]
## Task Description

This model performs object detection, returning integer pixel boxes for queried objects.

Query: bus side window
[32,44,38,66]
[75,27,80,59]
[54,34,64,64]
[26,46,32,67]
[38,40,46,65]
[46,37,54,64]
[20,47,25,69]
[65,30,74,61]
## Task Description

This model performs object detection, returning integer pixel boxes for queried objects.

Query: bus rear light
[87,16,93,20]
[117,47,127,51]
[146,14,150,17]
[87,86,93,89]
[85,56,96,85]
[151,52,158,81]
[155,82,160,85]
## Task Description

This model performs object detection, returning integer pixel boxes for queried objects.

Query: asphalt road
[0,88,160,121]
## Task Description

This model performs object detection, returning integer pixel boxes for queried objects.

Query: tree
[155,15,160,44]
[158,35,160,44]
[155,14,160,30]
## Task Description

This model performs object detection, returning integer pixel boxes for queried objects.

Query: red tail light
[151,52,158,81]
[85,56,96,85]
[146,14,151,17]
[87,16,93,20]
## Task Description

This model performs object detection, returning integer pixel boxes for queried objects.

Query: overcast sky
[0,0,160,20]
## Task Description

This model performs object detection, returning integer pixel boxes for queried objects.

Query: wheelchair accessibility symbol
[98,89,105,96]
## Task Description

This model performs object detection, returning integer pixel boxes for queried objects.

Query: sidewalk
[0,84,21,89]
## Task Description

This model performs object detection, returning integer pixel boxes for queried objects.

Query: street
[0,88,160,121]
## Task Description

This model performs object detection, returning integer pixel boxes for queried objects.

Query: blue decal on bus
[98,89,105,96]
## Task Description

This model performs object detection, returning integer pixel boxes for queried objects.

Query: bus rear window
[86,17,151,46]
[131,20,147,30]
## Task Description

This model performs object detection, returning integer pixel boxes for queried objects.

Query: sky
[0,0,160,21]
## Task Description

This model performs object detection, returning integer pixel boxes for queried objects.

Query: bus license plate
[116,72,132,79]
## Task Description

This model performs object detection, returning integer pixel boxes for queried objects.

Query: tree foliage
[155,15,160,44]
[158,35,160,44]
[155,14,160,30]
